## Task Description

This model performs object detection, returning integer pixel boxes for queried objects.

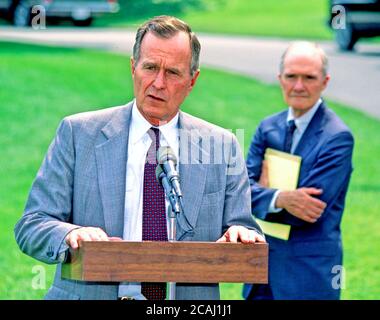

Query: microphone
[156,161,193,235]
[155,165,180,215]
[157,146,183,202]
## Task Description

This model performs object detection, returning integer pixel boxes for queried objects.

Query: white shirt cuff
[268,190,283,213]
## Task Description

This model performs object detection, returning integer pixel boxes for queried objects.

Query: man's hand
[276,188,327,223]
[216,226,266,243]
[65,227,118,249]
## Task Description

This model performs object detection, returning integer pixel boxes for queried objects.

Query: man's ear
[277,73,285,89]
[189,70,200,90]
[322,74,331,89]
[130,57,135,75]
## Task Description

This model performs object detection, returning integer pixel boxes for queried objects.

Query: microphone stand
[167,203,177,301]
[167,188,182,300]
[156,167,181,300]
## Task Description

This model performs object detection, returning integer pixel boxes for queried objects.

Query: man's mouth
[147,94,165,102]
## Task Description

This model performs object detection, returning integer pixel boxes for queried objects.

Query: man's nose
[152,70,166,89]
[293,77,305,91]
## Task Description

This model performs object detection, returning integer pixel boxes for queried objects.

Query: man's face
[131,31,200,126]
[278,52,330,118]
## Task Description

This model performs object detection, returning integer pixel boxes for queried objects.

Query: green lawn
[1,42,379,300]
[182,0,332,39]
[95,0,333,40]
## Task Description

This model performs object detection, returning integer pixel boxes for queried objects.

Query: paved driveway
[1,28,379,119]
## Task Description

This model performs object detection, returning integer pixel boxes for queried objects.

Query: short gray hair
[279,41,329,77]
[133,15,201,76]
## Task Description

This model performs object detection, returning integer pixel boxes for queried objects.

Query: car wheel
[13,2,31,27]
[336,21,358,51]
[72,17,93,27]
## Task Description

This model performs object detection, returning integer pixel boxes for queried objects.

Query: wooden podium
[61,241,268,284]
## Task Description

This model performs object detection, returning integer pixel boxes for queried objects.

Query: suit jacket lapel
[177,112,207,240]
[293,102,325,157]
[95,103,133,237]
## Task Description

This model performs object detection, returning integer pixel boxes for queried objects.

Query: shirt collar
[130,99,179,148]
[158,113,179,153]
[287,98,322,132]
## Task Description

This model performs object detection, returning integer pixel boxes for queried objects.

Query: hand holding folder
[255,148,302,241]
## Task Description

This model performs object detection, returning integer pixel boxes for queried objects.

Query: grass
[182,0,333,39]
[1,42,379,300]
[94,0,333,40]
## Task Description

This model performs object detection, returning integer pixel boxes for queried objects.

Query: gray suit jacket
[15,101,261,300]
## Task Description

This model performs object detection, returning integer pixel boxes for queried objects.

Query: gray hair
[133,15,201,76]
[279,41,329,77]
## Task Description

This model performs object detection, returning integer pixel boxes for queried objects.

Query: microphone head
[157,146,177,165]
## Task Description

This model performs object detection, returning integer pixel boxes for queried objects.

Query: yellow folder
[255,148,302,241]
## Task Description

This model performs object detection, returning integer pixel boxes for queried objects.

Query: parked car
[0,0,119,27]
[329,0,380,50]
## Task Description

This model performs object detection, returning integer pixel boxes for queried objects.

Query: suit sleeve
[222,132,263,235]
[14,118,81,264]
[246,123,278,220]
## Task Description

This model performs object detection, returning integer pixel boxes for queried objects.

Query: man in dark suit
[243,41,354,300]
[15,15,264,300]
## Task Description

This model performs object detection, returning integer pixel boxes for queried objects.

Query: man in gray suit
[15,15,264,300]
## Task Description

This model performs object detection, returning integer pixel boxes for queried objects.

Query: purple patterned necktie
[141,127,167,300]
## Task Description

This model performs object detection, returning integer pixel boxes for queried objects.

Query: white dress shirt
[268,99,322,213]
[118,100,179,299]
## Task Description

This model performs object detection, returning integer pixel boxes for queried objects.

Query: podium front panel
[61,241,268,283]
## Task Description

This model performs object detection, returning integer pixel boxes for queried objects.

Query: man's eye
[167,70,179,76]
[144,65,156,71]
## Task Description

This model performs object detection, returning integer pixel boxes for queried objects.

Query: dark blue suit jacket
[243,102,354,299]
